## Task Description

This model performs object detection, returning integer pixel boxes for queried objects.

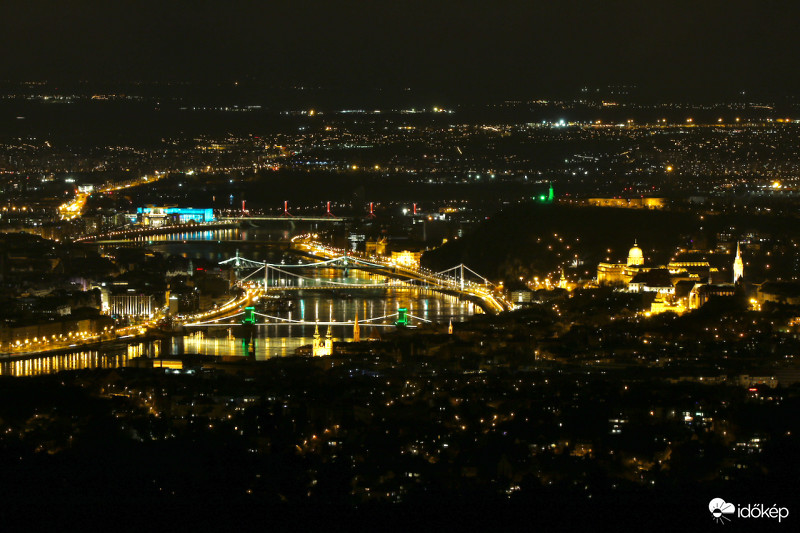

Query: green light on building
[243,306,255,325]
[537,183,555,203]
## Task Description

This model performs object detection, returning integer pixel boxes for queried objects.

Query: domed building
[597,240,649,285]
[627,240,644,266]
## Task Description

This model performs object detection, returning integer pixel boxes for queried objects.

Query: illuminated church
[312,322,333,356]
[733,242,744,284]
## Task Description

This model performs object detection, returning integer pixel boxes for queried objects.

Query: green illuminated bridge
[185,305,420,329]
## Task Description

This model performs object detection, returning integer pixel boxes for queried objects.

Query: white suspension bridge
[181,244,508,329]
[220,249,503,302]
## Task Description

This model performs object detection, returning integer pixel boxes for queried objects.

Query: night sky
[2,1,799,98]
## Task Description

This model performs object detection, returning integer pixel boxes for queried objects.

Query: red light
[748,387,758,392]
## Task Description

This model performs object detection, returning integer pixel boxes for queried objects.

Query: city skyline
[3,2,800,529]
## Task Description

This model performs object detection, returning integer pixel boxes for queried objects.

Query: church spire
[558,268,568,289]
[312,321,332,356]
[733,242,744,284]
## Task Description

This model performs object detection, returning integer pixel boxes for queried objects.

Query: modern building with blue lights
[137,207,215,226]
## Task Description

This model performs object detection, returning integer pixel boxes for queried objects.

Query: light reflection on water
[6,232,478,375]
[1,284,474,376]
[0,342,163,378]
[134,228,243,243]
[0,350,128,378]
[180,286,475,360]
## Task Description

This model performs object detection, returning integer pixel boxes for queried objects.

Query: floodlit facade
[587,197,665,209]
[391,251,422,269]
[137,207,215,227]
[312,323,333,356]
[111,294,156,317]
[596,241,648,285]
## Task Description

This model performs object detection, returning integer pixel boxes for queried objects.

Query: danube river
[1,226,477,377]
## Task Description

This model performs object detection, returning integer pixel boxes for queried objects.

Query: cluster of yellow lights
[6,233,509,354]
[58,193,88,220]
[76,220,229,243]
[3,326,114,353]
[292,240,510,313]
[58,172,167,222]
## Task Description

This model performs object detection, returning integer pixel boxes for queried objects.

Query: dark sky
[2,1,798,98]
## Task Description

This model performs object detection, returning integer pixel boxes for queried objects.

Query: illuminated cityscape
[2,1,800,529]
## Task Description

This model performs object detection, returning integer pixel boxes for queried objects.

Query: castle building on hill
[596,241,652,286]
[596,240,743,314]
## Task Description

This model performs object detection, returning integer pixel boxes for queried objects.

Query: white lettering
[736,503,789,523]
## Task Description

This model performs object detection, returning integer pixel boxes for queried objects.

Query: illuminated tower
[558,268,568,289]
[548,182,555,203]
[733,242,744,284]
[353,310,360,342]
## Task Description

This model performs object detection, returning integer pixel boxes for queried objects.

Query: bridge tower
[242,306,256,325]
[240,306,256,347]
[396,307,408,327]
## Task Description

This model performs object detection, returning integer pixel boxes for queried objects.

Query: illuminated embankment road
[74,221,240,243]
[59,171,169,221]
[0,290,256,359]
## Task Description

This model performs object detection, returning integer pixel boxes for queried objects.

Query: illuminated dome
[627,240,644,266]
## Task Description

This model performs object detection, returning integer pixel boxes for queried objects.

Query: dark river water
[1,226,477,376]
